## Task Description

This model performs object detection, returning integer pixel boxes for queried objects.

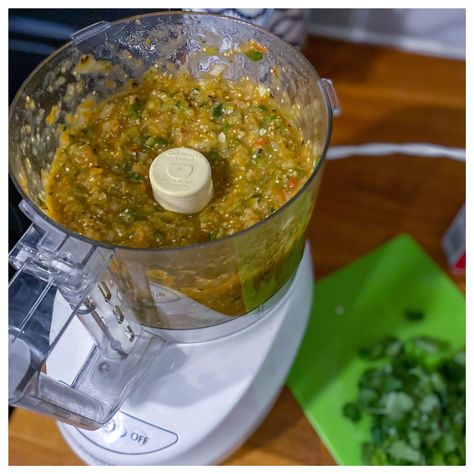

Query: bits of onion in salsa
[44,67,316,248]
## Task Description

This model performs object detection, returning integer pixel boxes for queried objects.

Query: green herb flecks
[128,172,144,183]
[245,49,263,61]
[207,149,221,161]
[208,230,219,241]
[127,100,141,119]
[144,136,169,148]
[212,103,224,119]
[36,197,47,209]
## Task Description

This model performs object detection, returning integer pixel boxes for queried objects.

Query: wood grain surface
[9,35,466,466]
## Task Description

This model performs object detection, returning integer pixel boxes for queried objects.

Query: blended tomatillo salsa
[44,65,316,248]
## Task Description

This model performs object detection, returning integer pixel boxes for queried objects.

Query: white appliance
[54,245,312,465]
[8,12,335,465]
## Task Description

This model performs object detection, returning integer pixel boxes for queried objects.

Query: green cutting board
[287,234,466,465]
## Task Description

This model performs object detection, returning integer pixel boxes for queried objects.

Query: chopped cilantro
[342,402,361,422]
[405,309,425,321]
[344,332,465,465]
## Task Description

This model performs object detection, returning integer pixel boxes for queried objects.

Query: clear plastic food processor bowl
[9,12,334,429]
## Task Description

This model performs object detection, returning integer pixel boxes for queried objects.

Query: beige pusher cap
[149,147,214,214]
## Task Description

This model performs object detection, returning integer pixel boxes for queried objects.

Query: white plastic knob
[149,147,213,214]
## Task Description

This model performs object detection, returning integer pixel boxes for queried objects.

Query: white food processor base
[55,245,313,465]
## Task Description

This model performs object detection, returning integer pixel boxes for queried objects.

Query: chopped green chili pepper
[245,49,263,61]
[144,136,169,148]
[212,103,224,118]
[127,101,141,118]
[207,149,221,161]
[128,172,143,182]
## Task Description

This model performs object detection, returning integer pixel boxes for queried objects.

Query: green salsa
[45,68,315,248]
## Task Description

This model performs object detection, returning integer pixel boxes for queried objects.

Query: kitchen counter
[9,35,465,466]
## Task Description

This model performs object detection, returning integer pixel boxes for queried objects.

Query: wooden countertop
[9,35,465,466]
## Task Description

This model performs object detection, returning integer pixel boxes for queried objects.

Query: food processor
[8,12,336,465]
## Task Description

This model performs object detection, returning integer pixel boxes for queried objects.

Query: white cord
[326,143,466,162]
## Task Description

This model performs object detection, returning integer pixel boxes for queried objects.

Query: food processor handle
[9,200,165,429]
[321,78,341,116]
